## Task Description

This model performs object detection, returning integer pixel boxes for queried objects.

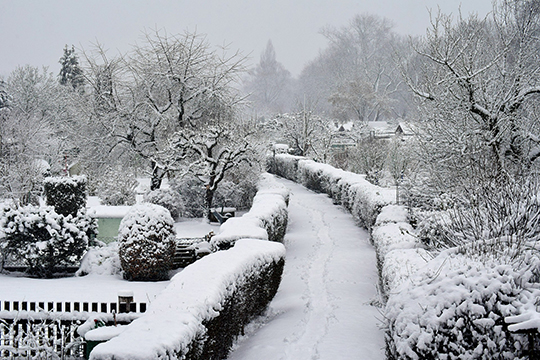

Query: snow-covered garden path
[228,177,385,360]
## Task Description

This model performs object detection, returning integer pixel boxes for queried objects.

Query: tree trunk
[150,162,165,191]
[205,186,215,220]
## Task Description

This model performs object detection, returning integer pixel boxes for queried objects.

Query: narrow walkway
[227,177,385,360]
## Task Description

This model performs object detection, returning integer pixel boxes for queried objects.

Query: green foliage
[43,176,87,217]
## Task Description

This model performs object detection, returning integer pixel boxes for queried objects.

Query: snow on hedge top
[90,239,286,360]
[297,158,395,205]
[211,173,288,246]
[118,203,175,244]
[43,175,87,186]
[375,205,409,225]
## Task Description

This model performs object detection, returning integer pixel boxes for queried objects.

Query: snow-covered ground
[228,177,385,360]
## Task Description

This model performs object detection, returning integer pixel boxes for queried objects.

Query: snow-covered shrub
[96,168,137,206]
[90,239,286,360]
[43,175,88,217]
[385,252,537,360]
[211,173,289,250]
[371,205,429,300]
[0,204,95,278]
[77,242,122,276]
[118,203,176,281]
[267,153,300,180]
[144,188,185,220]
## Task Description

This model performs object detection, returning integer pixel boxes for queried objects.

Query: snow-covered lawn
[228,177,385,359]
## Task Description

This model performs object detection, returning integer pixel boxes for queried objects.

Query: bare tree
[403,0,540,193]
[298,14,409,122]
[81,30,247,190]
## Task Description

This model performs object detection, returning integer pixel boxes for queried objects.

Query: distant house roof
[366,121,395,138]
[395,122,416,136]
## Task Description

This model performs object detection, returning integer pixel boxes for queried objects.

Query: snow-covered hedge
[210,173,289,250]
[370,205,429,299]
[90,239,286,360]
[43,175,88,217]
[268,154,394,230]
[0,204,96,278]
[118,203,176,281]
[385,252,537,359]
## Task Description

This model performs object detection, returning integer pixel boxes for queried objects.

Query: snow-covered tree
[404,0,540,193]
[0,66,61,205]
[58,45,85,90]
[244,40,294,116]
[82,30,246,191]
[298,14,410,122]
[172,122,255,217]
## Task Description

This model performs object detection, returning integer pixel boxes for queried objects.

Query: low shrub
[385,252,538,360]
[0,205,96,278]
[118,203,176,281]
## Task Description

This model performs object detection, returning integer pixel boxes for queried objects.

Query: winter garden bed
[267,155,540,359]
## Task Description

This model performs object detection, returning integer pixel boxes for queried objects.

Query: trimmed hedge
[210,173,289,250]
[43,176,87,217]
[90,240,286,360]
[118,203,176,281]
[268,154,394,230]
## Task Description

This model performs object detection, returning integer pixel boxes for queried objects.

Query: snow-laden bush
[385,251,539,360]
[43,175,87,217]
[371,205,429,300]
[266,153,300,180]
[0,204,96,278]
[144,188,185,220]
[96,168,137,206]
[269,154,395,230]
[118,203,176,281]
[77,242,122,276]
[211,173,289,250]
[90,239,286,360]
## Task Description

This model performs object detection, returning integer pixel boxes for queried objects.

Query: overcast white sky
[0,0,493,78]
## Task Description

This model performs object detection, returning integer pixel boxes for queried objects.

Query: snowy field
[228,177,385,359]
